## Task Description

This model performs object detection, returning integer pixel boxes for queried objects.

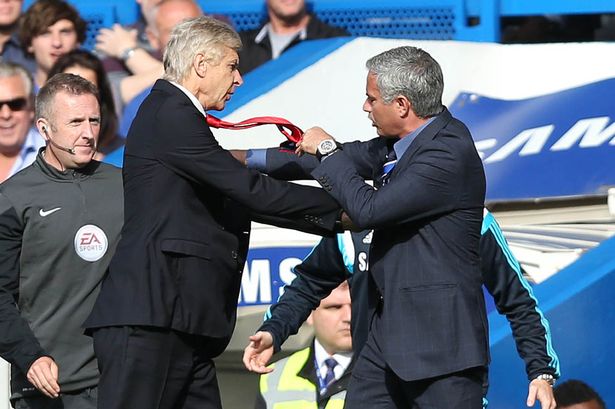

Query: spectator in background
[0,62,44,182]
[48,50,124,159]
[18,0,86,90]
[0,73,123,409]
[238,0,348,74]
[132,0,165,52]
[96,0,202,112]
[0,0,36,73]
[255,281,353,409]
[554,380,606,409]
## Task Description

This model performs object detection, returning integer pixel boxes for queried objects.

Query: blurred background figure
[255,281,353,409]
[238,0,348,74]
[0,0,35,73]
[554,380,606,409]
[18,0,86,90]
[96,0,202,113]
[48,49,123,159]
[0,61,43,182]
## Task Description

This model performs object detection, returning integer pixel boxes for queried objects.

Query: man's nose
[341,304,351,322]
[0,104,12,118]
[81,123,97,140]
[51,31,62,47]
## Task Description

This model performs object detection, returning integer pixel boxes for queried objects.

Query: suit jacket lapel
[389,107,453,178]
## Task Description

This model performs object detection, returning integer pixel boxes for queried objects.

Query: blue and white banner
[238,246,311,307]
[451,79,615,201]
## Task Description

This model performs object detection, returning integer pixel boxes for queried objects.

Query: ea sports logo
[74,224,108,262]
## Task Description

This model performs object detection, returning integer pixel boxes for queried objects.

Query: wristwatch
[316,139,339,160]
[534,374,556,386]
[120,46,139,62]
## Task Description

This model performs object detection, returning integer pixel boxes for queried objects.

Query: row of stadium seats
[21,0,615,51]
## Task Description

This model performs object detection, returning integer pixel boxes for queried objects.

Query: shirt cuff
[246,149,267,171]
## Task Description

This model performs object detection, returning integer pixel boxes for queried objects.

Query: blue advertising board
[238,246,312,307]
[450,78,615,201]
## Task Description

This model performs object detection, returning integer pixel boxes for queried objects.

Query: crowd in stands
[0,0,351,168]
[1,0,614,169]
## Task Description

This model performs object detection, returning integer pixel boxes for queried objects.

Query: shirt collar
[7,127,44,177]
[169,80,206,117]
[313,338,352,378]
[22,127,44,155]
[393,115,437,160]
[255,24,269,43]
[256,22,308,43]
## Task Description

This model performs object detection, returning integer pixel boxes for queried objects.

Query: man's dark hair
[36,73,99,126]
[554,380,606,409]
[19,0,87,49]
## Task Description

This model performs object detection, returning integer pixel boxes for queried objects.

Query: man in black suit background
[290,46,489,408]
[85,16,342,409]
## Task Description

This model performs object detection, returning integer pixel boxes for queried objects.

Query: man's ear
[306,312,314,326]
[193,53,207,78]
[145,27,160,51]
[396,95,412,118]
[36,118,50,140]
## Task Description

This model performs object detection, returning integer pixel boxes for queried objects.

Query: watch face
[318,139,336,154]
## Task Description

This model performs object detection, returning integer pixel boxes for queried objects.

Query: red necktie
[206,114,303,144]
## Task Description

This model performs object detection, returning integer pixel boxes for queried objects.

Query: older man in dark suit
[291,46,489,408]
[85,16,341,409]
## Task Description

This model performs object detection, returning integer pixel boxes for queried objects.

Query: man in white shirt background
[0,62,44,182]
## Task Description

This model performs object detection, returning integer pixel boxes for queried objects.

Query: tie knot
[324,358,338,370]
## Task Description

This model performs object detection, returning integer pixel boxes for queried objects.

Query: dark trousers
[12,387,97,409]
[92,326,226,409]
[344,315,485,409]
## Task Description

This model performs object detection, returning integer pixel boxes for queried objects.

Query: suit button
[231,251,238,260]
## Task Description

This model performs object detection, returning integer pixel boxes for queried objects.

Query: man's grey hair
[366,46,444,118]
[163,16,241,83]
[36,73,99,129]
[0,62,34,101]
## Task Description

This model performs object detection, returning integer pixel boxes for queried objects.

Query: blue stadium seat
[200,0,459,40]
[77,4,115,50]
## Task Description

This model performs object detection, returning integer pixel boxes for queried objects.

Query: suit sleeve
[480,211,560,380]
[260,138,386,181]
[154,107,340,232]
[259,236,349,351]
[311,139,465,230]
[0,194,47,374]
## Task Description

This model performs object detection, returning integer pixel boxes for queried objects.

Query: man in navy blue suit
[288,46,487,408]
